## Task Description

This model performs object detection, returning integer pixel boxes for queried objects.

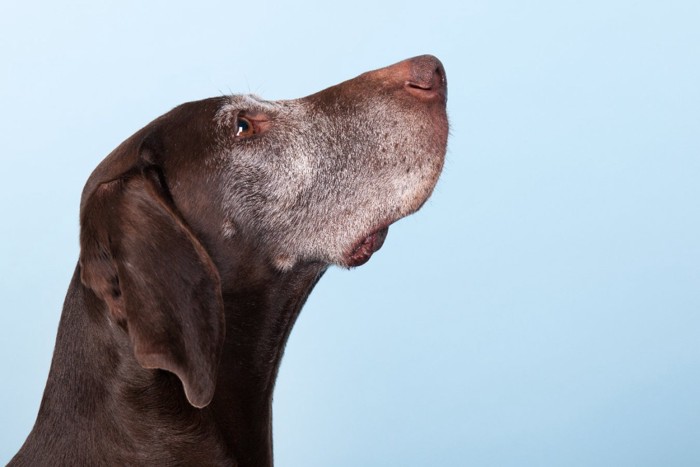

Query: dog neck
[13,261,326,467]
[212,260,326,465]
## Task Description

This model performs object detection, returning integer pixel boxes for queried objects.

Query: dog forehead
[215,94,285,122]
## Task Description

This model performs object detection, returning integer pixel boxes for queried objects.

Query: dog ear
[79,164,225,409]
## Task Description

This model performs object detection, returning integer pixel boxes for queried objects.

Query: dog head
[78,55,449,407]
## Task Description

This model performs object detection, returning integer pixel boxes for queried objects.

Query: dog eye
[235,117,255,138]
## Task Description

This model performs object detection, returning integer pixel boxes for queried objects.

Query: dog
[10,55,448,466]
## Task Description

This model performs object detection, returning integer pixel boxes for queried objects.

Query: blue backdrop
[1,1,698,465]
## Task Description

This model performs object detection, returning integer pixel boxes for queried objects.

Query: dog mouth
[345,226,389,267]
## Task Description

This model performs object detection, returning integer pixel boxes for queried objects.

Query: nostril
[407,81,432,91]
[374,55,447,101]
[405,63,447,101]
[408,68,439,88]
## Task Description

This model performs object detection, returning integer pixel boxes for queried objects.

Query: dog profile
[10,55,448,466]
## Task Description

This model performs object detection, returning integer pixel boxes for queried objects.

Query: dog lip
[345,225,390,267]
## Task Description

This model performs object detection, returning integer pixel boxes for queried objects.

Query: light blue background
[1,1,699,465]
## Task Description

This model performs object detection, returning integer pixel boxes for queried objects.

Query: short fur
[11,55,448,467]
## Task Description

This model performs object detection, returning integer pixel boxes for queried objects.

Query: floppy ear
[79,166,225,408]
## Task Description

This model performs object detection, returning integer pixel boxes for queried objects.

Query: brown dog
[11,55,448,466]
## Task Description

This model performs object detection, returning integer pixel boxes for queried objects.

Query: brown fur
[11,55,448,466]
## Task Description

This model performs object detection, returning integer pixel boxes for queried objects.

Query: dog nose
[403,55,447,102]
